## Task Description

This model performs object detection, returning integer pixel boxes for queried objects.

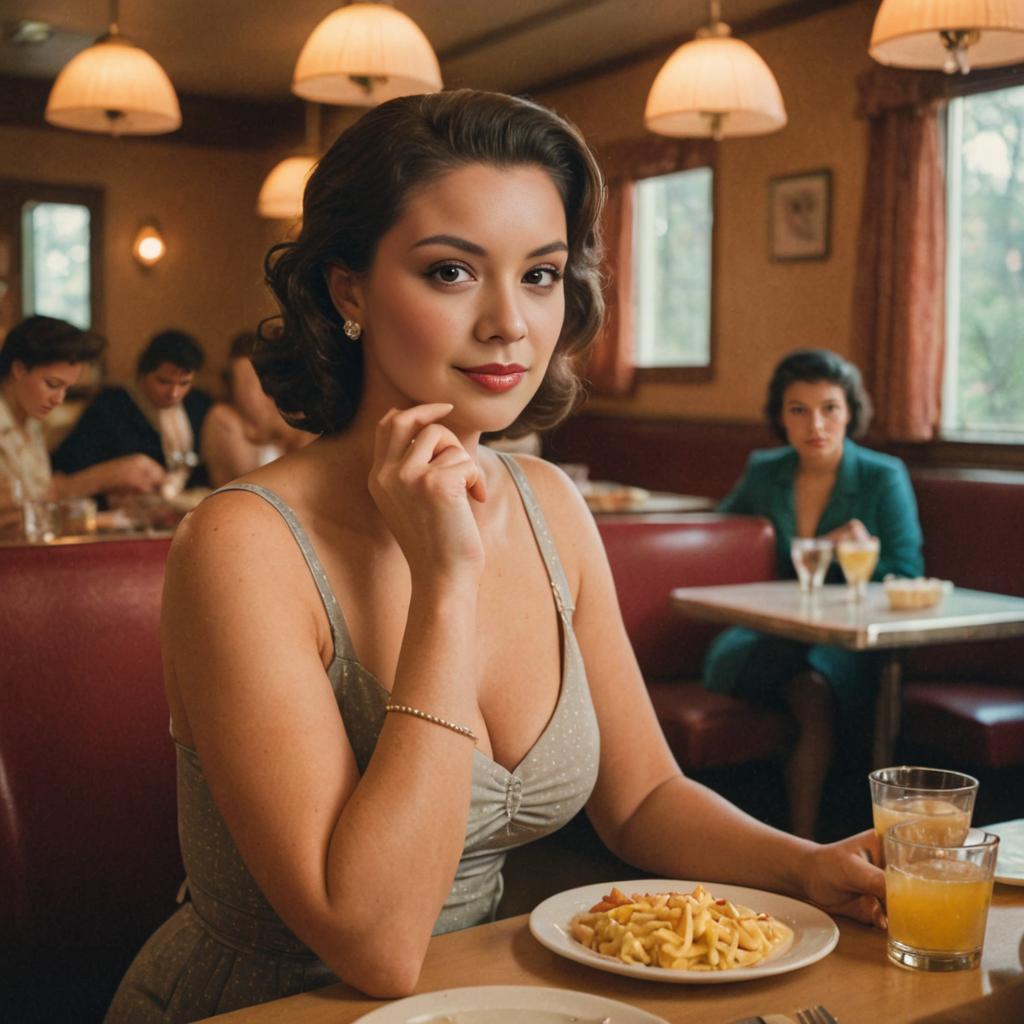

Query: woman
[0,316,166,517]
[106,93,885,1023]
[200,330,313,487]
[703,349,924,839]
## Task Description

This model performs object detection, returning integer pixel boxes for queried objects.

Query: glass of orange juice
[884,821,999,971]
[836,535,880,601]
[870,766,977,849]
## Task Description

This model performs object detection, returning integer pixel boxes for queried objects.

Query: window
[22,201,92,328]
[632,166,713,377]
[0,181,103,339]
[943,84,1024,439]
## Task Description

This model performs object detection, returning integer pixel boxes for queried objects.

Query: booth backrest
[0,537,180,1021]
[544,415,774,499]
[596,514,777,680]
[908,470,1024,683]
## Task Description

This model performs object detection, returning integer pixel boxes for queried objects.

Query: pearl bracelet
[385,703,477,742]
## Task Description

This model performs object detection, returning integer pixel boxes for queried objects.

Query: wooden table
[669,581,1024,767]
[198,887,1024,1023]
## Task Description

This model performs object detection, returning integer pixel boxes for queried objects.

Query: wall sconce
[132,222,166,267]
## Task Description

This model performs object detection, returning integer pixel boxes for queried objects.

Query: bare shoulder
[200,401,244,437]
[166,487,323,637]
[170,486,288,576]
[495,452,602,580]
[498,452,590,519]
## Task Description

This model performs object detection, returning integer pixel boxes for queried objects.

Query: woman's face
[780,379,850,466]
[332,162,569,436]
[9,360,83,420]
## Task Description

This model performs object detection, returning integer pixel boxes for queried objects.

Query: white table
[670,581,1024,766]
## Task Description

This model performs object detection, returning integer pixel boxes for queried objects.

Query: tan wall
[0,125,287,394]
[538,0,877,423]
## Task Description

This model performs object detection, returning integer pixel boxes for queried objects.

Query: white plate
[529,879,839,985]
[988,819,1024,886]
[352,985,667,1023]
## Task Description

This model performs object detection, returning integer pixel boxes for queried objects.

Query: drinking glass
[869,766,977,848]
[22,499,61,543]
[790,537,833,593]
[59,497,98,535]
[885,822,999,971]
[836,535,880,600]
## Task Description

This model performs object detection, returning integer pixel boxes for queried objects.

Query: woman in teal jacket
[703,349,923,839]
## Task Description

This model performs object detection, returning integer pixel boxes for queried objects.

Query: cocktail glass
[790,537,833,595]
[884,821,999,971]
[869,766,977,849]
[836,535,880,601]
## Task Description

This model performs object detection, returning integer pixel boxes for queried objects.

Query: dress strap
[211,482,355,662]
[494,453,575,620]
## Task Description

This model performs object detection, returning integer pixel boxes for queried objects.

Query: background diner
[1,2,1023,1023]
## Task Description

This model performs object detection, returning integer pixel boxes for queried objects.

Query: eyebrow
[411,234,568,259]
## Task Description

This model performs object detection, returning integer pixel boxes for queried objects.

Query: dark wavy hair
[258,89,605,437]
[137,330,205,376]
[765,348,873,441]
[0,315,106,378]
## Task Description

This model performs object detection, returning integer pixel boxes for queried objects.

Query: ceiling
[1,0,853,102]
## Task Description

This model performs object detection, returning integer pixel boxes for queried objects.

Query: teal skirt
[702,626,880,720]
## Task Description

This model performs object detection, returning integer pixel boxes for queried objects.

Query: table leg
[872,652,904,769]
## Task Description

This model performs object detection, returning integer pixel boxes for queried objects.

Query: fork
[797,1007,839,1024]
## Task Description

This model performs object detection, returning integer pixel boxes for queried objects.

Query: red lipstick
[458,363,528,393]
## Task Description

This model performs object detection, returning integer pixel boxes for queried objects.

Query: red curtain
[852,68,947,441]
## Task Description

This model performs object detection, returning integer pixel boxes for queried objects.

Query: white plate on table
[529,879,839,985]
[353,985,667,1023]
[988,819,1024,885]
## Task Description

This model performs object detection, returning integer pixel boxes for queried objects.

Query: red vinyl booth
[0,537,181,1023]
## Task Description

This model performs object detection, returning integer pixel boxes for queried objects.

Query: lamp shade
[257,155,318,220]
[870,0,1024,72]
[292,3,442,106]
[45,34,181,135]
[645,33,787,139]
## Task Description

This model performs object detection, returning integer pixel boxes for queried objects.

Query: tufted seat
[596,513,791,773]
[0,536,180,1023]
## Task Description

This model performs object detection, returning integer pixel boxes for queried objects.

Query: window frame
[937,68,1024,454]
[631,159,718,385]
[0,179,104,336]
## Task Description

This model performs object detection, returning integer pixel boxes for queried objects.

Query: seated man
[54,329,212,494]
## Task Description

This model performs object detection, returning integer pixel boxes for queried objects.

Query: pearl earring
[343,319,362,341]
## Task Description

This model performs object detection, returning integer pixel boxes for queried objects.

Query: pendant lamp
[870,0,1024,74]
[645,0,786,141]
[45,0,181,135]
[257,105,320,221]
[292,2,442,106]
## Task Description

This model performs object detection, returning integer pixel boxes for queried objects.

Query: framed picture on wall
[769,169,831,261]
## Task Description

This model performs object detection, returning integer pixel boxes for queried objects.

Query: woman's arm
[51,453,166,499]
[527,461,885,921]
[873,461,924,578]
[166,405,488,997]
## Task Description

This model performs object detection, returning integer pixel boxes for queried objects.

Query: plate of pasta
[529,880,839,984]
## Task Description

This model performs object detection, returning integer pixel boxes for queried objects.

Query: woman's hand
[369,404,487,585]
[801,829,886,927]
[824,518,870,545]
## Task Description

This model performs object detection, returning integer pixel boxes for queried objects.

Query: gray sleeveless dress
[105,453,601,1023]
